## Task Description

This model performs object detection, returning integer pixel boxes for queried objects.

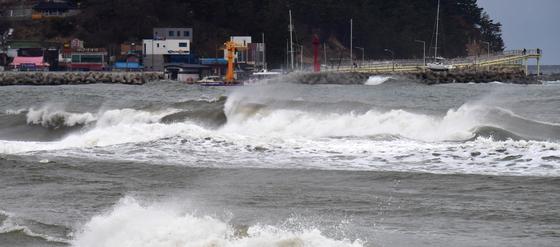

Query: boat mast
[434,0,440,59]
[262,32,266,71]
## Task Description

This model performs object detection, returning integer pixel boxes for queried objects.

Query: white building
[142,39,190,55]
[153,28,193,41]
[142,39,191,71]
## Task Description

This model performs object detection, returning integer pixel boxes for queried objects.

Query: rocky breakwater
[293,72,371,85]
[0,72,164,86]
[417,67,537,84]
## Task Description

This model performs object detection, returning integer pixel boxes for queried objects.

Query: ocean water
[0,76,559,247]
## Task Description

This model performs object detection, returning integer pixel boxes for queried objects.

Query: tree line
[2,0,504,66]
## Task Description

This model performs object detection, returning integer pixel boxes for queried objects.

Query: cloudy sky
[478,0,560,65]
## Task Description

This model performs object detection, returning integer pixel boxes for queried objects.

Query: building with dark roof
[32,0,79,19]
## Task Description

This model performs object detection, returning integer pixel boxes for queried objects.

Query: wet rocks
[0,72,164,86]
[417,67,538,84]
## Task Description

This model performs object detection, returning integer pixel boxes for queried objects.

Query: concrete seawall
[0,72,164,86]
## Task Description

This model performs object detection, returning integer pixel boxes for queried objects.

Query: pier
[317,49,543,84]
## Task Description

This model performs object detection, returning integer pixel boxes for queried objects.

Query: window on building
[80,55,103,63]
[183,31,190,37]
[179,42,188,48]
[157,43,160,48]
[71,55,80,63]
[168,31,174,36]
[144,43,147,56]
[177,31,181,36]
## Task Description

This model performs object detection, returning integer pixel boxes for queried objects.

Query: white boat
[244,70,282,84]
[195,76,227,86]
[197,76,224,84]
[428,0,454,72]
[251,70,282,78]
[427,59,454,71]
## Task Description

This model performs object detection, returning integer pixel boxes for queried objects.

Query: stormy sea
[0,75,559,247]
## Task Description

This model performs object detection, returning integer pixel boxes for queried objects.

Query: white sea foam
[1,98,559,176]
[72,197,363,247]
[364,76,392,85]
[4,108,27,115]
[0,108,182,153]
[489,81,504,85]
[223,98,492,141]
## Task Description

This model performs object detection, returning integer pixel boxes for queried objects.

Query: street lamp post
[384,49,395,72]
[355,47,364,67]
[300,45,303,71]
[350,18,353,68]
[482,41,490,58]
[414,40,426,66]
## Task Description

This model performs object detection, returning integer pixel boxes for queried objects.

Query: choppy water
[0,76,559,247]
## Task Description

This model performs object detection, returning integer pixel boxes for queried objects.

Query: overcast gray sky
[478,0,560,65]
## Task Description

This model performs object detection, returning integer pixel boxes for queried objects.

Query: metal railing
[319,49,542,73]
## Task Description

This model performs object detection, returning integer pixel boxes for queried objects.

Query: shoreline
[0,70,557,86]
[0,71,164,86]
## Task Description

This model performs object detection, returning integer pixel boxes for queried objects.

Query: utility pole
[415,40,426,66]
[262,32,266,71]
[286,39,289,72]
[482,41,490,58]
[300,45,303,71]
[384,49,395,72]
[289,10,294,71]
[350,18,353,67]
[355,47,364,67]
[323,43,327,67]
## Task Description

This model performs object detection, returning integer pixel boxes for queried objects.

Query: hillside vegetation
[2,0,504,66]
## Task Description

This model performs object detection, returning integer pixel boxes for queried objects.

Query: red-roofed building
[9,48,49,71]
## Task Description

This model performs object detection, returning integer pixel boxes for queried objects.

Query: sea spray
[72,197,364,247]
[365,76,393,85]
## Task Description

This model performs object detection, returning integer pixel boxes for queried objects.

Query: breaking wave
[222,94,560,142]
[364,76,392,85]
[26,107,96,128]
[1,95,559,154]
[72,197,363,247]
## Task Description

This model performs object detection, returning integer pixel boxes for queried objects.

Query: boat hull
[199,81,243,87]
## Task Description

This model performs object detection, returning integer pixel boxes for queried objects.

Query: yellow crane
[223,40,250,85]
[224,41,237,84]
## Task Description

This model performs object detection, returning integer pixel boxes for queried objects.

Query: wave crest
[365,76,392,85]
[72,197,363,247]
[26,107,96,128]
[222,95,560,142]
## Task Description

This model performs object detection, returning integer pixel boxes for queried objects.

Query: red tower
[312,35,321,72]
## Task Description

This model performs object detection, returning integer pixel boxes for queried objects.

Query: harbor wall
[295,67,541,85]
[416,67,534,84]
[0,72,164,86]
